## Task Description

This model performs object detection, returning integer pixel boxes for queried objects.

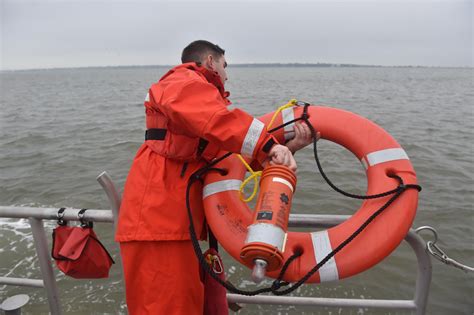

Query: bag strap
[57,207,67,226]
[208,225,218,252]
[78,208,93,228]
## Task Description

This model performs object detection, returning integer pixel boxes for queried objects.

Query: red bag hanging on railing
[51,208,114,279]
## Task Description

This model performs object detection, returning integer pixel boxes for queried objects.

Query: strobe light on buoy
[240,165,297,283]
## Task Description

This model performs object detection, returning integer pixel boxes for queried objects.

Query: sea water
[0,66,473,314]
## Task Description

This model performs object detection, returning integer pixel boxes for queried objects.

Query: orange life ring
[203,105,419,283]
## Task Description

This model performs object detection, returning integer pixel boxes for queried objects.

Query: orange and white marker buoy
[239,165,297,282]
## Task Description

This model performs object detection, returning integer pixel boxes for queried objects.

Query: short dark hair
[181,40,225,64]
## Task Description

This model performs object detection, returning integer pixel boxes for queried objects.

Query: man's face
[208,55,228,85]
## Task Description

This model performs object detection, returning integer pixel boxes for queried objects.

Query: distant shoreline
[1,63,472,72]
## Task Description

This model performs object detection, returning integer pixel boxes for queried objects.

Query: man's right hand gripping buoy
[268,144,297,172]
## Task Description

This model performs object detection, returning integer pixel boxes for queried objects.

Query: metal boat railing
[0,172,432,314]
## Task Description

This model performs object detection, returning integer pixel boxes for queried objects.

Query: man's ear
[204,54,214,70]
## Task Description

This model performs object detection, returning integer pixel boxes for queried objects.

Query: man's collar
[165,63,230,102]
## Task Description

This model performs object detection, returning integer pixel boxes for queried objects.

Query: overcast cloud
[1,0,472,70]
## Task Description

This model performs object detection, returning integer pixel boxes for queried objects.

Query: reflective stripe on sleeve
[311,230,339,282]
[282,107,296,140]
[203,180,242,199]
[145,92,150,102]
[362,148,409,169]
[241,118,265,157]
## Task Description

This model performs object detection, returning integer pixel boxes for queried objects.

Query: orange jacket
[116,63,277,242]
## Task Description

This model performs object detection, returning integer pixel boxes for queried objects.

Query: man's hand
[285,122,320,153]
[268,144,297,171]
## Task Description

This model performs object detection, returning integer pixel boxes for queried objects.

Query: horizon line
[1,62,472,72]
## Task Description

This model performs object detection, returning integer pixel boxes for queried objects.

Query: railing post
[97,171,122,232]
[406,230,432,315]
[29,218,62,315]
[96,171,127,307]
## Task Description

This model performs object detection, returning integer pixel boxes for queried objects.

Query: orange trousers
[120,241,204,315]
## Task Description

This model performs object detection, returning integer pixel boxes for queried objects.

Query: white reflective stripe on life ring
[203,179,242,199]
[241,118,265,157]
[311,230,339,282]
[362,148,409,169]
[282,107,296,140]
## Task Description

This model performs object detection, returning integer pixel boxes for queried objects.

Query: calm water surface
[0,66,473,314]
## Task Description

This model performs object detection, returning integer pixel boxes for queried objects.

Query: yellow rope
[237,99,298,202]
[236,155,262,202]
[267,99,297,131]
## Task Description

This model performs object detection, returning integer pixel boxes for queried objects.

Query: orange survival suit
[116,63,277,314]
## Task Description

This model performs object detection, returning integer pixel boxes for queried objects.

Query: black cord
[298,104,421,198]
[187,168,278,296]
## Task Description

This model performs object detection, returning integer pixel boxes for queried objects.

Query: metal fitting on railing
[415,226,474,273]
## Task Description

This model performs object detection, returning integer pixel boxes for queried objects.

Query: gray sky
[1,0,472,70]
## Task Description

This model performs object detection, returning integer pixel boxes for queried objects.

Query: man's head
[181,40,228,85]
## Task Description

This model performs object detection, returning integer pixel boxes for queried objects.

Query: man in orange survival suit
[116,40,313,314]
